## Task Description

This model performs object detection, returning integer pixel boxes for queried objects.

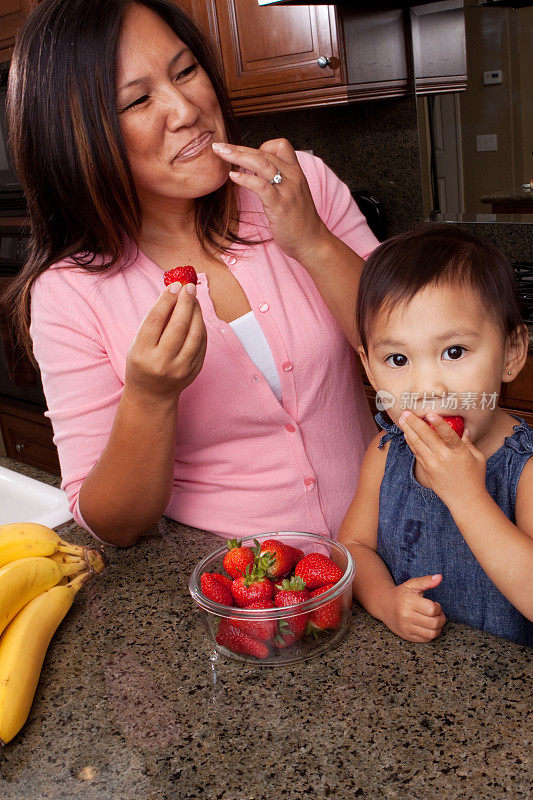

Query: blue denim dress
[375,412,533,647]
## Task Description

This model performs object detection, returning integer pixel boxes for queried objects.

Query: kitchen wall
[238,94,424,238]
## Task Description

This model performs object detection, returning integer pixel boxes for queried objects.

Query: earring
[507,370,512,376]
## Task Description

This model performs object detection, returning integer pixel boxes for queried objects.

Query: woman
[6,0,378,546]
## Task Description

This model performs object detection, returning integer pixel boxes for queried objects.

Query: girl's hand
[125,283,207,403]
[384,574,447,642]
[398,411,487,508]
[212,138,329,264]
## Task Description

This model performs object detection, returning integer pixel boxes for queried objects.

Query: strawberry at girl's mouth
[425,415,465,437]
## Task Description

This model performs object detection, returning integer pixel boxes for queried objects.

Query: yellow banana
[48,552,85,566]
[0,571,92,745]
[0,556,85,637]
[0,522,88,567]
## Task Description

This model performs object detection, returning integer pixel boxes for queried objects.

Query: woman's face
[116,3,229,208]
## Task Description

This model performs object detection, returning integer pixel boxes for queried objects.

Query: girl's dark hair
[3,0,248,355]
[357,224,527,352]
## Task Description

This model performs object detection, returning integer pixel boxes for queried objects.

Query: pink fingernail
[212,142,233,154]
[186,283,197,296]
[168,282,182,294]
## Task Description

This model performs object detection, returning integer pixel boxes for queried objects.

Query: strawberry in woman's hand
[294,552,344,590]
[200,572,234,606]
[258,539,304,579]
[216,618,269,659]
[426,415,464,437]
[308,584,342,632]
[223,538,257,580]
[163,265,198,287]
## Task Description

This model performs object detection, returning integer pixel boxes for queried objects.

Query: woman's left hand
[397,411,487,509]
[212,138,329,264]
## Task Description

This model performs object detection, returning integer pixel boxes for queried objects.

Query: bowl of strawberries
[189,532,355,665]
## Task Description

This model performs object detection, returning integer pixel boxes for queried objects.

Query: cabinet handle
[15,442,25,453]
[317,56,337,69]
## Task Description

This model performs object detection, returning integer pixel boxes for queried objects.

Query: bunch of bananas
[0,522,106,746]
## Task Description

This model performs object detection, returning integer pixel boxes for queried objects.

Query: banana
[0,522,88,568]
[0,556,85,637]
[0,571,92,745]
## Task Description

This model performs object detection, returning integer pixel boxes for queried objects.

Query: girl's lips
[173,132,213,162]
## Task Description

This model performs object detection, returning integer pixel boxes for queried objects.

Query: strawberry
[211,572,233,590]
[273,576,311,648]
[230,600,277,642]
[231,562,274,607]
[222,538,257,580]
[163,265,198,287]
[294,552,344,590]
[200,572,234,606]
[258,539,304,579]
[216,618,269,659]
[308,584,343,632]
[426,415,465,437]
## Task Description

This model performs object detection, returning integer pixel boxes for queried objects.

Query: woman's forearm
[297,227,365,348]
[78,384,180,546]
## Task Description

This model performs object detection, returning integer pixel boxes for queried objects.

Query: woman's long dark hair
[4,0,247,356]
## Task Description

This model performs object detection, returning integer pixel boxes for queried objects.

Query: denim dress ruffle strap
[375,412,533,647]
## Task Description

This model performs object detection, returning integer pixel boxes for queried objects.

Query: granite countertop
[481,188,533,205]
[0,458,531,800]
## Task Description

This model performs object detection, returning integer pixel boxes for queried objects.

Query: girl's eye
[385,353,408,368]
[443,345,466,361]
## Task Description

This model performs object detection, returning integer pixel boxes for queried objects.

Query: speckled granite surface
[0,457,531,800]
[481,190,533,205]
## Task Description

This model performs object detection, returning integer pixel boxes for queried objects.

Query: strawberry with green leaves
[200,572,234,606]
[308,584,343,632]
[273,576,311,648]
[223,538,257,580]
[294,552,344,590]
[216,618,269,659]
[231,561,274,607]
[258,539,304,579]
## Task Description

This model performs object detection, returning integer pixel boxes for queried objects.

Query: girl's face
[360,282,518,444]
[116,4,229,210]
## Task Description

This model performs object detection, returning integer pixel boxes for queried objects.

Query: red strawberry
[308,584,343,632]
[222,538,257,580]
[200,572,234,606]
[211,572,233,590]
[258,539,304,579]
[273,576,311,648]
[294,552,344,590]
[231,562,274,607]
[216,618,269,659]
[426,415,465,437]
[163,265,198,287]
[230,600,277,642]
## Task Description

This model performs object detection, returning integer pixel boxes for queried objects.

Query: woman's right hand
[383,574,447,643]
[125,282,207,402]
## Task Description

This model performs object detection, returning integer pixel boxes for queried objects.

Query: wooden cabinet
[174,0,219,47]
[411,2,467,95]
[0,400,60,475]
[0,0,36,62]
[214,0,343,115]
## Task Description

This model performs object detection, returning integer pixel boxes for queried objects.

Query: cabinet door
[0,0,37,62]
[172,0,219,46]
[214,0,342,113]
[411,3,467,94]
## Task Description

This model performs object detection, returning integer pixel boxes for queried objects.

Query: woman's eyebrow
[117,47,190,93]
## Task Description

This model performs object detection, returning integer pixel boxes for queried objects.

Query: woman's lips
[173,132,213,162]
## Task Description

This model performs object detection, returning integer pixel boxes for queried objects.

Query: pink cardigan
[30,153,378,539]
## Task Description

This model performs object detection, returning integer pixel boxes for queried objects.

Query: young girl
[339,225,532,647]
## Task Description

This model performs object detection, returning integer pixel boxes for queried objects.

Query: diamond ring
[270,169,282,185]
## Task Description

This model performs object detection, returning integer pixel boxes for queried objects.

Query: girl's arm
[338,433,446,642]
[399,411,533,620]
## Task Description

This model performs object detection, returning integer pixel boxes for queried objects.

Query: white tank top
[229,311,282,402]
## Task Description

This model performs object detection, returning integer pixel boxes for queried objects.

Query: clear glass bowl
[189,532,355,665]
